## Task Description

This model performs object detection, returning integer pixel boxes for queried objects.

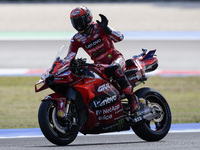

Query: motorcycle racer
[67,6,138,113]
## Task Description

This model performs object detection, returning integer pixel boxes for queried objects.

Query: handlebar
[70,58,95,76]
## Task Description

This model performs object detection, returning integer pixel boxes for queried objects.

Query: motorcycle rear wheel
[132,87,171,141]
[38,100,79,146]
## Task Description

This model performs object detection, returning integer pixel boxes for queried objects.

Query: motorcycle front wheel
[132,87,171,141]
[38,100,79,146]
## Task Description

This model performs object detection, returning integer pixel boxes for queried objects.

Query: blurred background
[0,0,200,129]
[0,0,200,70]
[1,0,200,32]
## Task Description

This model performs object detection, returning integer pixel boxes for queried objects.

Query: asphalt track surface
[0,132,200,150]
[1,40,200,71]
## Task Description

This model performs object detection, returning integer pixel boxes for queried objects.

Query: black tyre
[38,100,79,146]
[132,87,171,141]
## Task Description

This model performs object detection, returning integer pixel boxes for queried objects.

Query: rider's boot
[126,94,139,113]
[122,85,139,114]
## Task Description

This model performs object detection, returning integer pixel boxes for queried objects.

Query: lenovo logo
[93,95,118,108]
[84,37,102,50]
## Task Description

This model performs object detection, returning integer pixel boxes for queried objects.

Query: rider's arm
[96,14,124,43]
[66,37,80,58]
[107,26,124,43]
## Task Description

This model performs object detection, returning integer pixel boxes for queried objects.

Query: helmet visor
[71,16,86,32]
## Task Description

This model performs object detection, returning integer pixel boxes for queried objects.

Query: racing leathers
[67,22,138,113]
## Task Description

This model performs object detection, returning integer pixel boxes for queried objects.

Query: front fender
[42,93,66,118]
[42,93,65,101]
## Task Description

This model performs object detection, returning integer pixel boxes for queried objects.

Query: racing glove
[96,14,112,35]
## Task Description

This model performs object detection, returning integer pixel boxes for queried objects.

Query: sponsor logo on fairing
[98,83,110,92]
[96,104,120,115]
[98,114,112,120]
[103,104,120,114]
[93,95,117,108]
[134,116,142,122]
[100,95,117,106]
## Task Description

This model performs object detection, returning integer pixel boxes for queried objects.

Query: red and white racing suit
[67,22,125,70]
[67,22,137,112]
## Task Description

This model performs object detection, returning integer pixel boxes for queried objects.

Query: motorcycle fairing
[35,79,48,92]
[80,100,128,134]
[73,78,119,104]
[80,117,130,134]
[73,78,98,104]
[142,49,158,72]
[124,59,145,86]
[74,77,125,133]
[142,49,156,60]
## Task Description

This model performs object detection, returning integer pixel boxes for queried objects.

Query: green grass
[0,76,200,129]
[136,77,200,123]
[0,77,51,129]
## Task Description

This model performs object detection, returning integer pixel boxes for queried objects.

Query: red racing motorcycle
[35,46,171,146]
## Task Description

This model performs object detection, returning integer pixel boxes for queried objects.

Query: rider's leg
[122,85,139,113]
[106,64,139,113]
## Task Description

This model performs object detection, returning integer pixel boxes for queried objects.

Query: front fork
[56,99,71,118]
[59,87,77,118]
[43,88,77,119]
[64,99,71,118]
